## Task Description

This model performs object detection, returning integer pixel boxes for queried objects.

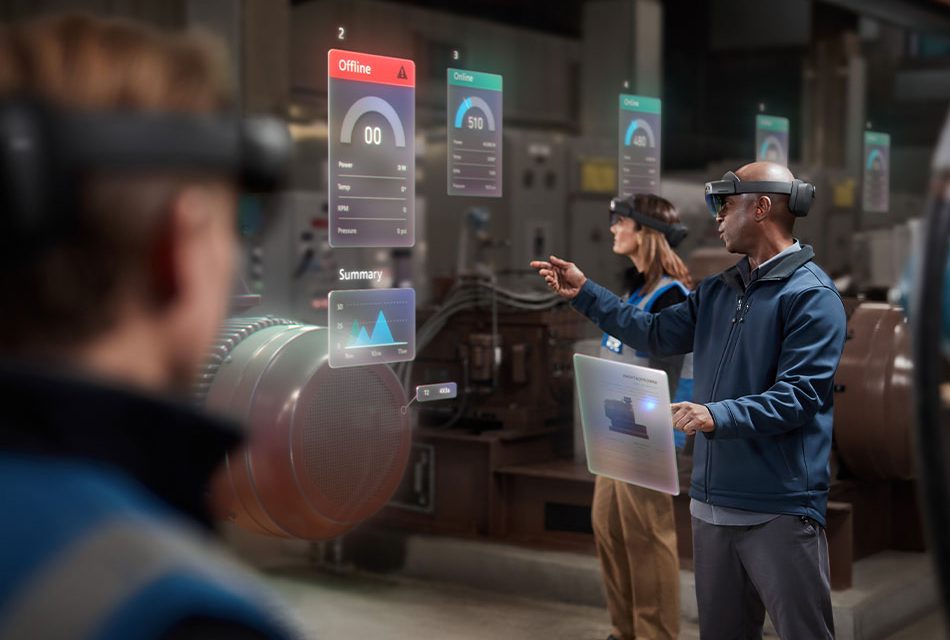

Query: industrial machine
[198,315,412,540]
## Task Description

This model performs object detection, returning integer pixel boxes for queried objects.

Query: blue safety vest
[601,276,694,449]
[0,455,301,640]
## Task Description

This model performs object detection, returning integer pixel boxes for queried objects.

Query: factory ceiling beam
[820,0,950,34]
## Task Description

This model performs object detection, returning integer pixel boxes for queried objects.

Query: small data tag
[416,382,458,402]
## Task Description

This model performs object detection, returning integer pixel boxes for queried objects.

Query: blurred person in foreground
[0,14,300,640]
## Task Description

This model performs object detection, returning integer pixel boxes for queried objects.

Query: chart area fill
[328,49,415,247]
[447,68,503,197]
[618,94,661,197]
[328,288,416,368]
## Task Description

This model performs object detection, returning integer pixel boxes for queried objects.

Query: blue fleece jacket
[571,245,846,526]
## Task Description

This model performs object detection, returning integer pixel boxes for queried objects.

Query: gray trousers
[692,515,835,640]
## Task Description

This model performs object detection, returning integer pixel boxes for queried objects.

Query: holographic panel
[328,288,415,368]
[447,68,503,197]
[573,353,679,495]
[328,49,415,247]
[862,131,890,215]
[618,94,661,197]
[755,115,789,166]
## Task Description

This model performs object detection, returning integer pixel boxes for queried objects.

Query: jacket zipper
[703,293,745,501]
[702,268,793,500]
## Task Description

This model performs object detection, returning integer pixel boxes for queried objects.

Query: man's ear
[754,195,772,222]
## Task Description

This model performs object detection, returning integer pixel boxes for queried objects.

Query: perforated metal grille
[298,366,408,522]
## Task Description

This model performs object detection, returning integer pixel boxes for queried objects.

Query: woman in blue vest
[593,193,693,640]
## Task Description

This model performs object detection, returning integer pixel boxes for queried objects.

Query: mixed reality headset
[0,99,292,257]
[703,171,815,218]
[609,196,689,248]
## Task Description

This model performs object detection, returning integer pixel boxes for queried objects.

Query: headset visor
[703,171,795,218]
[608,197,688,248]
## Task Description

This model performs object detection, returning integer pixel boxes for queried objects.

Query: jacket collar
[0,360,242,528]
[721,244,816,293]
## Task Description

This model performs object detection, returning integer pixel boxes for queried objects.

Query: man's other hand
[529,255,587,300]
[671,402,715,436]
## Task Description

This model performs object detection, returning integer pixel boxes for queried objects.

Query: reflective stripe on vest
[0,516,300,640]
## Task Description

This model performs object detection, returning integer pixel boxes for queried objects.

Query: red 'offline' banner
[328,49,415,88]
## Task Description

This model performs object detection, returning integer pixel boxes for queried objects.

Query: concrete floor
[884,611,947,640]
[266,569,616,640]
[263,569,947,640]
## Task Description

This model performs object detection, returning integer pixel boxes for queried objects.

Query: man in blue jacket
[532,162,846,639]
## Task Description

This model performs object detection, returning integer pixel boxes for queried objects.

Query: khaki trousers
[592,476,680,640]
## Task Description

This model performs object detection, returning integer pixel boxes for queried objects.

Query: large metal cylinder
[201,317,411,539]
[834,303,915,480]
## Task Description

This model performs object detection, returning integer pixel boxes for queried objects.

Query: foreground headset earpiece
[703,170,815,218]
[0,99,292,258]
[609,197,689,248]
